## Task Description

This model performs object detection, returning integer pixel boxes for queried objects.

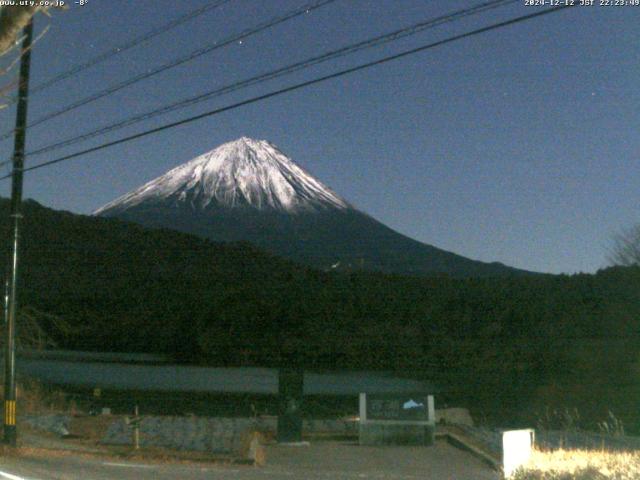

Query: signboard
[359,392,435,446]
[365,393,432,422]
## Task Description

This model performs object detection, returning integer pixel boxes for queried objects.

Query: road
[0,441,499,480]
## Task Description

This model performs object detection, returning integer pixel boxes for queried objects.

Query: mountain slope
[96,137,530,277]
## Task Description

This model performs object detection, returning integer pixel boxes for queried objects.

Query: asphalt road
[0,441,499,480]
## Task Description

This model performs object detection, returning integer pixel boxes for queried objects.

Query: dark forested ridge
[2,199,639,431]
[105,203,532,278]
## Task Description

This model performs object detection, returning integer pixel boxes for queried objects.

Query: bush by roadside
[512,448,640,480]
[0,377,71,414]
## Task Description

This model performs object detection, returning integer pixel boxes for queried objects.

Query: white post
[427,395,435,424]
[133,404,140,450]
[502,429,534,478]
[359,393,367,422]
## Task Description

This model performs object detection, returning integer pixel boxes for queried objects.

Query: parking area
[263,440,500,480]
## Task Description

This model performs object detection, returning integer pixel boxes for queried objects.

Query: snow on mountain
[94,137,530,277]
[94,137,349,215]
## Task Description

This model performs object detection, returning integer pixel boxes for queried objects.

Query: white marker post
[502,429,535,478]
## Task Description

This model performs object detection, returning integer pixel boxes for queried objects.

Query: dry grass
[0,377,73,415]
[15,378,71,414]
[512,448,640,480]
[68,414,115,440]
[237,430,267,466]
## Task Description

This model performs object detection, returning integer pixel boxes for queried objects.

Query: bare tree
[0,6,61,109]
[608,225,640,266]
[0,6,40,57]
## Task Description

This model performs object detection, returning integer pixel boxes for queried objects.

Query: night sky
[0,0,637,274]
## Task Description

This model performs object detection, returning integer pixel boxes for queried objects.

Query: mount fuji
[95,137,527,277]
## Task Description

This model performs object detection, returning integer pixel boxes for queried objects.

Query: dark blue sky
[0,0,638,274]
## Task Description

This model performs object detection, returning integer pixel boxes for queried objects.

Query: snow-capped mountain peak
[94,137,349,215]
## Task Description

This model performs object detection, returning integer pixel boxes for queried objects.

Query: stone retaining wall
[102,416,254,452]
[103,416,357,452]
[23,413,359,453]
[23,413,71,437]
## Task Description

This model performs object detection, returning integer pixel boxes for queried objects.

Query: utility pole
[3,18,34,447]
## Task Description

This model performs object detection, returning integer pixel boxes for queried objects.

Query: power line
[26,0,519,159]
[0,0,338,142]
[5,0,234,103]
[0,5,575,182]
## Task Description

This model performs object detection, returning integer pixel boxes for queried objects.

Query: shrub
[512,448,640,480]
